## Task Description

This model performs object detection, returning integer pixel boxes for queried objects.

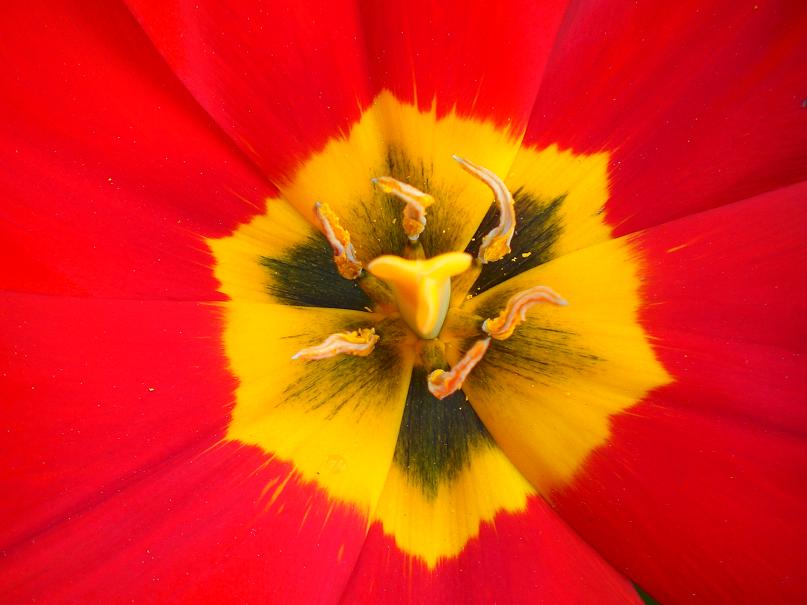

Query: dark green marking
[466,189,565,296]
[260,233,372,311]
[393,366,494,499]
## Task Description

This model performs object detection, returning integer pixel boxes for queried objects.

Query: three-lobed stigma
[367,252,471,339]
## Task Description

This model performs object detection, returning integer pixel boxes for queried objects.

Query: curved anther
[427,338,490,400]
[372,176,435,242]
[453,155,516,263]
[482,286,568,340]
[314,201,363,279]
[292,328,379,361]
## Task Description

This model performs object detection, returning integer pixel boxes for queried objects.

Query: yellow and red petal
[0,0,272,300]
[2,0,805,603]
[455,233,671,493]
[0,291,409,603]
[460,184,807,603]
[341,370,642,604]
[0,3,400,601]
[552,183,807,605]
[347,497,643,604]
[524,0,807,236]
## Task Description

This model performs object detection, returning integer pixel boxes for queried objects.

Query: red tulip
[2,1,805,603]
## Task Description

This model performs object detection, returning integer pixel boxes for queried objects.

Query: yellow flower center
[206,92,672,567]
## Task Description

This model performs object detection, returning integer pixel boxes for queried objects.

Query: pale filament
[314,201,363,279]
[482,286,568,340]
[427,337,490,400]
[292,328,379,361]
[372,176,435,242]
[453,155,516,263]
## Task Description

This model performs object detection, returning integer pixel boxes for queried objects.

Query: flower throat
[292,155,568,399]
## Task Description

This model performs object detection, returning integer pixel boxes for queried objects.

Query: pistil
[367,252,471,339]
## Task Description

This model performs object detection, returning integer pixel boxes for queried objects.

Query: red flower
[1,1,805,604]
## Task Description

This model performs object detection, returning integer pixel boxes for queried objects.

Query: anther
[372,176,435,242]
[314,201,363,279]
[482,286,568,340]
[427,338,490,399]
[291,328,379,361]
[453,155,516,263]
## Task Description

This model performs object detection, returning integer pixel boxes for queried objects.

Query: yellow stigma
[367,252,472,339]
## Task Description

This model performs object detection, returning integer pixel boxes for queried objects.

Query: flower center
[293,155,568,397]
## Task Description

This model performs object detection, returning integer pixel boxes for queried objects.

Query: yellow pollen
[428,338,491,399]
[482,285,568,340]
[314,201,363,279]
[372,176,435,242]
[291,328,379,361]
[367,252,471,339]
[453,154,516,263]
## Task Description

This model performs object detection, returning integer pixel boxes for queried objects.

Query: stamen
[372,176,435,242]
[427,338,490,400]
[453,155,516,263]
[482,286,568,340]
[291,328,379,361]
[314,201,363,279]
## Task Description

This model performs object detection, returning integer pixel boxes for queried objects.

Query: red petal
[524,0,807,234]
[0,292,371,603]
[126,0,374,180]
[359,0,569,126]
[343,496,643,605]
[0,0,271,299]
[126,1,570,181]
[553,182,807,604]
